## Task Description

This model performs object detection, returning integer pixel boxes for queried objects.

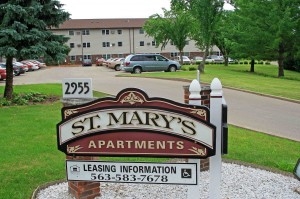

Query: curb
[31,179,66,199]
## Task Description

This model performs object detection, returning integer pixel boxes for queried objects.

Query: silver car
[121,54,181,74]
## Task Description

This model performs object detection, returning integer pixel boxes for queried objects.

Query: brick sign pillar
[62,99,101,199]
[183,84,211,171]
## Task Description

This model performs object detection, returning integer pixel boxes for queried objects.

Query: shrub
[181,66,189,71]
[243,61,248,64]
[0,98,11,106]
[0,92,48,106]
[283,56,300,72]
[189,66,197,71]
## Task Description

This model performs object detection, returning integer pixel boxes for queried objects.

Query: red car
[96,58,105,66]
[21,60,39,71]
[0,67,7,80]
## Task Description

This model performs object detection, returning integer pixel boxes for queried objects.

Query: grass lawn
[0,67,299,199]
[117,64,300,101]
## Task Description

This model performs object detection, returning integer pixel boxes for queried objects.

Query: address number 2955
[62,78,93,99]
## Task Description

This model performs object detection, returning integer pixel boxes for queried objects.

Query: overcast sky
[59,0,171,19]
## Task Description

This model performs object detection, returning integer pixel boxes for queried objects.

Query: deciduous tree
[174,0,224,72]
[143,5,192,64]
[231,0,300,77]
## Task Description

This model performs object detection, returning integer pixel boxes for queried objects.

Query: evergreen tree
[0,0,70,99]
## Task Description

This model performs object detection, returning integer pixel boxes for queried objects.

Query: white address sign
[62,78,93,98]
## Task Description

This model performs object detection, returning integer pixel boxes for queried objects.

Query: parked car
[0,66,7,80]
[107,58,124,71]
[96,58,105,66]
[121,54,181,74]
[205,55,224,63]
[14,61,28,72]
[82,59,92,66]
[228,57,236,63]
[28,60,47,69]
[21,60,39,71]
[191,56,203,64]
[13,62,27,75]
[0,62,25,76]
[103,58,116,67]
[175,56,191,65]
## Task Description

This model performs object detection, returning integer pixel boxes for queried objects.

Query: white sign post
[188,79,202,199]
[67,160,198,185]
[62,78,93,99]
[209,78,223,199]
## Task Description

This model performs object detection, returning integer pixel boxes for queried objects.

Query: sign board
[62,78,93,99]
[66,160,198,185]
[57,88,216,159]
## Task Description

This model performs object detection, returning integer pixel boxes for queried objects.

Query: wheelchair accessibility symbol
[181,168,192,178]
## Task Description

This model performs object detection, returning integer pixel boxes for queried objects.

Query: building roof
[52,18,148,30]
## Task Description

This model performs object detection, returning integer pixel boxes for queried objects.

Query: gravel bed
[35,162,300,199]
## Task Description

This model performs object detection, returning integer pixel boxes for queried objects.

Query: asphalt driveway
[7,66,300,142]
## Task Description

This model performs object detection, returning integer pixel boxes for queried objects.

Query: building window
[83,55,91,59]
[102,29,109,35]
[152,41,156,46]
[82,30,90,35]
[183,52,190,57]
[83,42,90,48]
[185,41,189,45]
[103,54,111,59]
[70,43,75,48]
[139,41,144,46]
[117,29,122,34]
[139,29,144,34]
[118,42,122,47]
[170,52,179,57]
[69,31,74,36]
[70,56,76,61]
[102,42,110,47]
[170,41,174,45]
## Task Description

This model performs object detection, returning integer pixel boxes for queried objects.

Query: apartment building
[51,18,220,64]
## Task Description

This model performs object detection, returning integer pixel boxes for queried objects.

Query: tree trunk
[198,62,205,73]
[278,43,285,77]
[250,59,255,72]
[224,56,228,66]
[198,46,209,73]
[4,56,14,100]
[179,52,183,65]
